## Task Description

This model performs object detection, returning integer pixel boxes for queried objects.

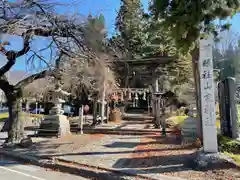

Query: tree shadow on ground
[2,141,74,157]
[118,135,168,139]
[112,153,238,174]
[41,146,194,157]
[82,128,173,136]
[0,158,21,167]
[120,121,153,124]
[31,141,73,150]
[47,164,134,180]
[111,134,240,174]
[104,139,178,149]
[0,155,134,180]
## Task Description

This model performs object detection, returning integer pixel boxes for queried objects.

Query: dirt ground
[127,133,240,180]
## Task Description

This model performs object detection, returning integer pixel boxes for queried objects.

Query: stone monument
[152,92,166,135]
[181,110,197,144]
[98,99,107,123]
[199,35,218,153]
[38,85,71,137]
[218,77,238,138]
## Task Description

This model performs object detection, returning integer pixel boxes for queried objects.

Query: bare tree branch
[0,32,31,76]
[15,69,55,89]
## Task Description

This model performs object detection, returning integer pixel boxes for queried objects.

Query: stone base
[38,114,71,137]
[194,148,229,169]
[49,107,64,115]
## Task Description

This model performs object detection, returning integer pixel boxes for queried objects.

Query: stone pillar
[79,106,84,134]
[100,101,107,124]
[199,36,218,153]
[155,95,161,128]
[106,104,110,123]
[35,101,38,114]
[218,78,238,139]
[100,83,106,123]
[160,97,166,136]
[151,94,155,116]
[25,101,30,112]
[155,79,159,92]
[227,78,238,139]
[154,79,161,128]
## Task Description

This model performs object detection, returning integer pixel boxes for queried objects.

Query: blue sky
[55,0,150,36]
[2,0,240,71]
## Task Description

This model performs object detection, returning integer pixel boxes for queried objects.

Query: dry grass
[0,112,44,121]
[0,113,8,121]
[224,152,240,166]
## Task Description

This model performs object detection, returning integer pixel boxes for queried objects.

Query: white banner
[199,36,218,153]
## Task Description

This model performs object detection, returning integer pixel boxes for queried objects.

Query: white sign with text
[199,36,218,153]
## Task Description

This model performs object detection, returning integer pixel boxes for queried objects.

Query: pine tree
[115,0,147,57]
[112,0,193,86]
[150,0,240,53]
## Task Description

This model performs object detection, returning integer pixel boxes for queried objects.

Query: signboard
[199,36,218,153]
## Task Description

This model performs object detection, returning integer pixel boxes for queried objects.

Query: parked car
[30,108,44,114]
[0,107,8,113]
[63,105,74,117]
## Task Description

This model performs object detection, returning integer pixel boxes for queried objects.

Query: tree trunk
[191,47,203,139]
[5,96,25,144]
[25,100,30,112]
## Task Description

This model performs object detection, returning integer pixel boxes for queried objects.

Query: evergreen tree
[112,0,193,87]
[150,0,240,138]
[115,0,147,57]
[150,0,240,53]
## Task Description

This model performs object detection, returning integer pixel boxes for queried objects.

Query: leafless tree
[0,0,116,145]
[214,30,240,53]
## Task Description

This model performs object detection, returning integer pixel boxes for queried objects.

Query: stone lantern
[38,85,71,137]
[49,87,70,115]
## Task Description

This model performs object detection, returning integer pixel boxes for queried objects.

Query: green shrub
[218,134,240,154]
[166,115,188,129]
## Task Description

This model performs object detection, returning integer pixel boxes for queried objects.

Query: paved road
[0,156,87,180]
